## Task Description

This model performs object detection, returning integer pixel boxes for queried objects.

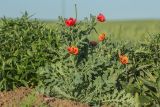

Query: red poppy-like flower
[67,46,79,55]
[72,47,79,55]
[98,33,106,41]
[119,54,129,64]
[97,13,105,22]
[65,17,76,27]
[89,41,97,46]
[67,47,74,53]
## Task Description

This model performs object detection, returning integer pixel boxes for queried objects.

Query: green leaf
[139,77,155,88]
[54,86,74,99]
[135,93,141,107]
[139,95,152,106]
[157,78,160,92]
[27,49,33,57]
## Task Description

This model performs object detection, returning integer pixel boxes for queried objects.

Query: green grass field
[45,20,160,42]
[1,19,160,42]
[95,20,160,41]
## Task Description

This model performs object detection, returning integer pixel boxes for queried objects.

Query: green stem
[94,27,99,35]
[71,56,77,73]
[125,65,129,82]
[75,4,77,19]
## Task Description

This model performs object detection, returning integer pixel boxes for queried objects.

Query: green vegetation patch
[0,13,160,107]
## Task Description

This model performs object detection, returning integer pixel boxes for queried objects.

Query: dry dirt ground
[0,87,90,107]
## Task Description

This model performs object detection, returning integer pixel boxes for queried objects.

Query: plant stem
[75,4,77,19]
[94,27,99,35]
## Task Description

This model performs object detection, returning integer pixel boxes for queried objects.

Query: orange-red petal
[119,55,129,64]
[98,33,106,41]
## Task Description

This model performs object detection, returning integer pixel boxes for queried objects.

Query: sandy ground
[0,87,89,107]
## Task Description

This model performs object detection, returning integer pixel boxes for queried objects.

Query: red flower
[65,17,76,27]
[119,54,129,64]
[98,33,106,41]
[89,41,97,46]
[67,46,79,55]
[67,47,74,53]
[97,13,106,22]
[72,47,79,55]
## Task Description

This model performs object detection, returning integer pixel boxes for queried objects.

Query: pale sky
[0,0,160,20]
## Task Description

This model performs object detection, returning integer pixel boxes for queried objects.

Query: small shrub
[37,15,134,106]
[118,34,160,106]
[0,13,60,91]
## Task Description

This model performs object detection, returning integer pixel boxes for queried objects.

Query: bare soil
[0,87,89,107]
